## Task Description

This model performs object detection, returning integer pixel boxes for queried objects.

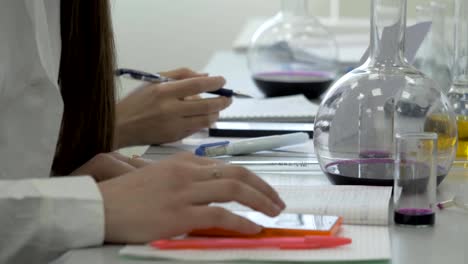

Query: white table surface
[55,137,468,264]
[56,51,468,264]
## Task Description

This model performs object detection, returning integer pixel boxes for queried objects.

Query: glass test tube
[393,132,437,226]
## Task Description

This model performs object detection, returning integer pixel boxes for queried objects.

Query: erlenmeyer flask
[413,2,452,93]
[447,0,468,158]
[313,0,457,186]
[247,0,339,99]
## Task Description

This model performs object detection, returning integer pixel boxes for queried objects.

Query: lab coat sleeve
[0,176,104,264]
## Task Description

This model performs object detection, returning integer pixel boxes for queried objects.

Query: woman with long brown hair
[0,1,285,263]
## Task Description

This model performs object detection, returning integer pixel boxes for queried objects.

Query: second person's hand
[70,152,152,182]
[115,68,232,148]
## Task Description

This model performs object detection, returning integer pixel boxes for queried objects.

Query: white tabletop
[56,51,468,264]
[55,143,468,264]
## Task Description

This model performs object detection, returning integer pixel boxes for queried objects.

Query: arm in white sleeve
[0,176,104,264]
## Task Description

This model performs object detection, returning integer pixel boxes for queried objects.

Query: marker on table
[195,132,309,157]
[115,68,252,98]
[151,236,352,250]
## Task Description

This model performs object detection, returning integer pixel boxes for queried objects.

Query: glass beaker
[413,2,452,93]
[393,132,437,226]
[313,0,457,186]
[247,0,339,99]
[447,0,468,159]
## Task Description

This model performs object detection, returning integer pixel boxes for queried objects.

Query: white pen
[194,132,309,157]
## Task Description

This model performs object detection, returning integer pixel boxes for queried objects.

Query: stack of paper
[217,185,391,226]
[121,225,389,262]
[120,185,392,262]
[219,95,319,123]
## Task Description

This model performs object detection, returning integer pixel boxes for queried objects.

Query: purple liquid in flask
[253,71,334,99]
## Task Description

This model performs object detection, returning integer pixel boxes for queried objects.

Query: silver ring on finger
[211,164,223,180]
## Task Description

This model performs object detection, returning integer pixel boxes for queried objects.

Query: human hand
[115,68,232,148]
[98,152,286,244]
[71,152,152,182]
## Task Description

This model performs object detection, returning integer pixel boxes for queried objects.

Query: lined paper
[216,185,392,226]
[220,95,318,122]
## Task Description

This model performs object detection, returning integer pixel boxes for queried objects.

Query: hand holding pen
[116,68,252,98]
[115,68,235,147]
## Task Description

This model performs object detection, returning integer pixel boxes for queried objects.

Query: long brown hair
[53,0,116,175]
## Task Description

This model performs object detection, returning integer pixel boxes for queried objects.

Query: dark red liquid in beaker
[394,208,435,226]
[324,159,446,186]
[253,71,333,99]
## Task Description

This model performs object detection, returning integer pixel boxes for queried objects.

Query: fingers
[188,179,282,217]
[172,152,225,166]
[180,97,231,117]
[192,165,285,209]
[183,113,219,132]
[189,206,262,235]
[159,68,208,80]
[108,152,152,168]
[125,156,153,168]
[220,166,286,209]
[71,153,135,182]
[159,76,226,99]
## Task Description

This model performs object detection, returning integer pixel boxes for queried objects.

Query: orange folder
[190,212,343,238]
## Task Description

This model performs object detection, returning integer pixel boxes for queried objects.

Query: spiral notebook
[220,95,319,122]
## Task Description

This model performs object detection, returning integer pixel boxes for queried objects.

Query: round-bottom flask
[247,0,338,99]
[313,0,457,186]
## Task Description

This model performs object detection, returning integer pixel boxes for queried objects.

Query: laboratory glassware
[413,2,452,93]
[447,0,468,158]
[313,0,457,186]
[247,0,339,99]
[393,132,437,226]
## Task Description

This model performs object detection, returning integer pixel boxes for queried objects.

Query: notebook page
[120,225,390,262]
[220,95,319,122]
[216,185,392,225]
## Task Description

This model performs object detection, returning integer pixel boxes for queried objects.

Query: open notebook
[120,185,392,262]
[220,95,319,122]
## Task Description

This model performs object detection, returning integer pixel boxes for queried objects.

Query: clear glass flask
[247,0,339,99]
[447,0,468,158]
[313,0,457,186]
[393,132,437,226]
[413,2,452,93]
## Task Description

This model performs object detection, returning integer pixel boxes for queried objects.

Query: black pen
[115,68,252,98]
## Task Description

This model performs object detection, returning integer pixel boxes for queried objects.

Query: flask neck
[452,0,468,86]
[368,0,407,67]
[280,0,309,18]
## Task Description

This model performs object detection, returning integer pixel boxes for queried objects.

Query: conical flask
[447,0,468,158]
[313,0,457,186]
[247,0,338,99]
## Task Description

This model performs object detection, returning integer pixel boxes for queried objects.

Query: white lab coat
[0,1,104,263]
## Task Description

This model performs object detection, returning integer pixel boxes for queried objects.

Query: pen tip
[234,92,253,98]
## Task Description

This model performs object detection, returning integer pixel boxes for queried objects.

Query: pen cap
[393,132,437,226]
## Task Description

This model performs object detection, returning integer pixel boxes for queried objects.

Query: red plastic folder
[151,236,352,250]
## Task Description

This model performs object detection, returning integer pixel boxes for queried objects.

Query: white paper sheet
[219,95,319,122]
[120,225,390,262]
[217,185,392,226]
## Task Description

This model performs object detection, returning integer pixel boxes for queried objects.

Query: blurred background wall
[112,0,448,75]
